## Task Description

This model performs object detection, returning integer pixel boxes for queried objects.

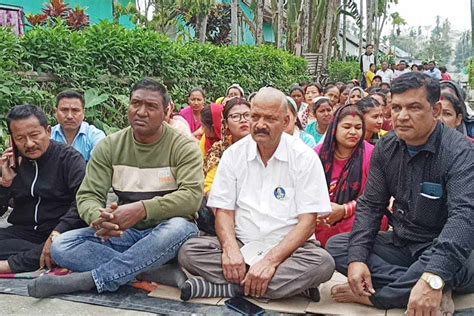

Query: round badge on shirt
[274,186,286,200]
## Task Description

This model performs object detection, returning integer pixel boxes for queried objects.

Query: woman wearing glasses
[203,97,251,195]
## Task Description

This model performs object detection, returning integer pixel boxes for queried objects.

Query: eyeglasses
[227,112,251,122]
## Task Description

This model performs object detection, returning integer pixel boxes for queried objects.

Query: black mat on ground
[0,278,238,315]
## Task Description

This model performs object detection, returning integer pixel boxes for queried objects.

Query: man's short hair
[429,60,436,65]
[391,72,440,106]
[7,104,49,134]
[399,60,406,65]
[366,44,374,49]
[56,90,85,108]
[130,78,170,107]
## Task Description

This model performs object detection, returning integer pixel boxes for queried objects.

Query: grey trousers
[178,236,335,299]
[326,232,474,309]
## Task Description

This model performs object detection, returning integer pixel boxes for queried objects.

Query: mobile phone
[9,137,19,170]
[225,297,265,316]
[419,182,443,199]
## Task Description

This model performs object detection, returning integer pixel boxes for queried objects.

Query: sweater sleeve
[54,150,87,233]
[76,138,113,225]
[142,140,204,223]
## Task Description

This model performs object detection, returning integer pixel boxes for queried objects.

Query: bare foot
[0,260,12,273]
[438,290,455,316]
[330,283,373,306]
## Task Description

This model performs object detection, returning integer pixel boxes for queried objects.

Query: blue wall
[0,0,134,28]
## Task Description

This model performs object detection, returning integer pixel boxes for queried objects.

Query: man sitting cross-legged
[178,87,335,302]
[28,79,203,297]
[0,105,86,274]
[326,72,474,315]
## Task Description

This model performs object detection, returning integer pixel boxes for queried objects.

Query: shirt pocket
[269,187,295,219]
[413,194,446,228]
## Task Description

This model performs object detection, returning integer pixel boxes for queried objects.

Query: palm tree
[256,0,265,45]
[276,0,285,49]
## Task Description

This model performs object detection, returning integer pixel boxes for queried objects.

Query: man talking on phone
[178,87,335,302]
[326,72,474,315]
[0,105,86,273]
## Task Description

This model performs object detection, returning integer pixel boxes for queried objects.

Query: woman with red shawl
[199,104,223,158]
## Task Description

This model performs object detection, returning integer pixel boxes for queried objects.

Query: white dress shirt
[207,133,331,246]
[376,69,394,83]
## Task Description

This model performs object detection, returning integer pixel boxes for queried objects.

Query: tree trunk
[302,0,311,53]
[358,0,364,57]
[295,0,305,55]
[366,0,374,45]
[198,14,208,43]
[471,0,474,50]
[342,0,347,61]
[277,0,285,49]
[321,0,338,70]
[256,0,264,45]
[231,0,239,46]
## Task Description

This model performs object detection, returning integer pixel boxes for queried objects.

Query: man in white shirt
[178,87,334,302]
[376,61,394,84]
[393,60,411,80]
[360,44,376,89]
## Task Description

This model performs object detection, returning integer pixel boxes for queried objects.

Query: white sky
[390,0,471,32]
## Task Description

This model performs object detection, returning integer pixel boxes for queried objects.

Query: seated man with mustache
[51,90,105,162]
[327,72,474,315]
[28,79,203,298]
[0,105,86,273]
[178,87,335,302]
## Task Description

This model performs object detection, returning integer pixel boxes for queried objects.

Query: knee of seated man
[308,249,336,282]
[325,233,350,258]
[159,217,197,234]
[50,228,87,263]
[177,238,199,269]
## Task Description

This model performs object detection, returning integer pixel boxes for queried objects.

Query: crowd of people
[0,70,472,315]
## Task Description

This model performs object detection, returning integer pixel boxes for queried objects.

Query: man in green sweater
[28,79,203,297]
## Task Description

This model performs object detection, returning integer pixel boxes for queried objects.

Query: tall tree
[366,0,374,44]
[276,0,285,49]
[358,0,364,56]
[178,0,216,43]
[231,0,239,45]
[256,0,264,45]
[341,0,347,61]
[320,0,339,69]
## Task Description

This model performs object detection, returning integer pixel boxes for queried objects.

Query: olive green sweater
[76,123,204,229]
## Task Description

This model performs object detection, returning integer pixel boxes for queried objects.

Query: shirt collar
[54,121,88,137]
[397,122,442,154]
[247,133,289,162]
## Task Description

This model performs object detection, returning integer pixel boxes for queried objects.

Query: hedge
[328,61,361,83]
[0,21,310,140]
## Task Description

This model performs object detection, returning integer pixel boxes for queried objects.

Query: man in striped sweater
[28,79,204,297]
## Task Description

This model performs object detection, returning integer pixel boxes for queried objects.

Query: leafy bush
[469,58,474,89]
[328,61,361,83]
[0,22,309,132]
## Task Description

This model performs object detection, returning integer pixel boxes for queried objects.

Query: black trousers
[327,232,474,309]
[0,226,49,273]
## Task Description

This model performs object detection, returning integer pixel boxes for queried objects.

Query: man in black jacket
[0,104,87,273]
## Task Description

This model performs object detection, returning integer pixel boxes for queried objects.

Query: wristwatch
[421,272,445,290]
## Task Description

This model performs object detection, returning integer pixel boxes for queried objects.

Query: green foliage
[0,22,309,135]
[469,59,474,89]
[328,61,360,83]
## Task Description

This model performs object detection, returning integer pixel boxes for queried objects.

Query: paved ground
[0,294,154,315]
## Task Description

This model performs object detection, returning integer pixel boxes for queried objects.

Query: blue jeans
[51,217,199,293]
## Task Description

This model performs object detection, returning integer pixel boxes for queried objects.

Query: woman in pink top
[315,104,388,247]
[180,88,207,138]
